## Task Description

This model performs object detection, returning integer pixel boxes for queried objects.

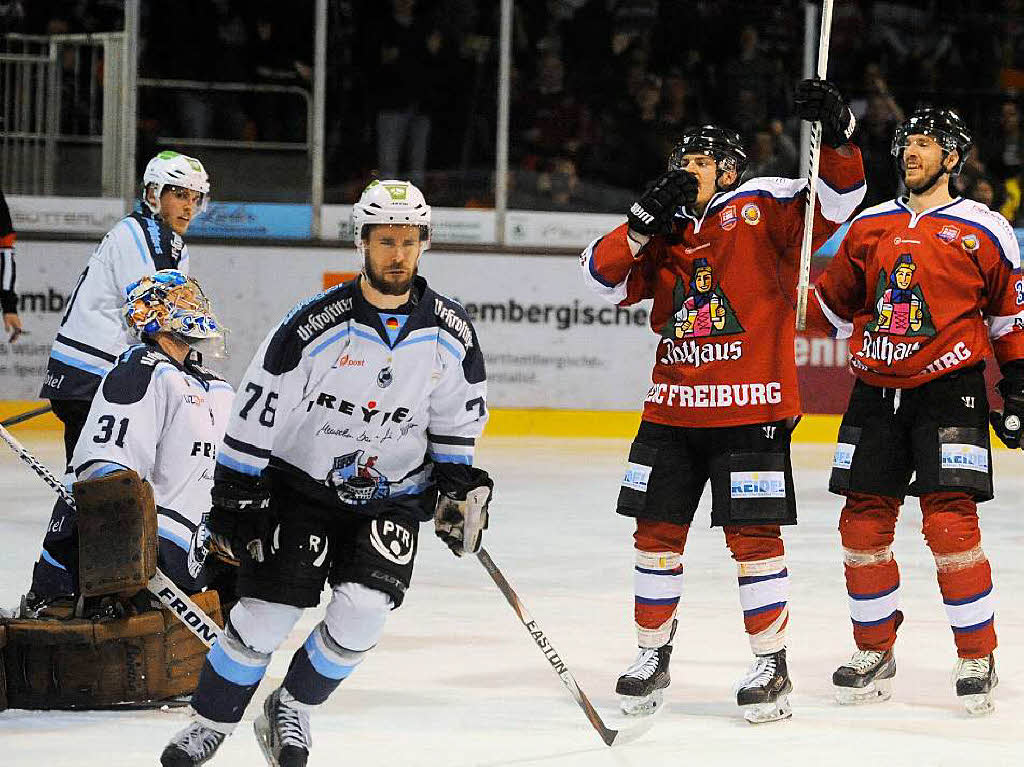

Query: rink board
[4,240,857,415]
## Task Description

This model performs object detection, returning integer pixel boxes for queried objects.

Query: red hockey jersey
[809,196,1024,388]
[581,146,866,428]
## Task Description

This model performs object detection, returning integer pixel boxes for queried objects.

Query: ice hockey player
[0,270,231,710]
[30,151,210,604]
[68,269,233,594]
[160,179,492,766]
[806,108,1023,716]
[1,184,22,342]
[580,79,866,723]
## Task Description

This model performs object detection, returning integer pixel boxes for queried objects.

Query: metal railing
[1,32,126,196]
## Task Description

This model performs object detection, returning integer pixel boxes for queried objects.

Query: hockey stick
[0,423,220,648]
[1,404,53,428]
[476,547,656,747]
[795,0,836,330]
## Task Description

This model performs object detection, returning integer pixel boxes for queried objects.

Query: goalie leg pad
[0,590,223,710]
[73,469,158,597]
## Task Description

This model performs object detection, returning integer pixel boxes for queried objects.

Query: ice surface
[1,435,1021,766]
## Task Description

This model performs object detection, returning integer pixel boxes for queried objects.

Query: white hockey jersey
[216,276,488,520]
[72,343,233,589]
[41,210,189,401]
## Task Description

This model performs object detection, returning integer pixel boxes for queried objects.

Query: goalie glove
[433,465,493,557]
[990,377,1024,449]
[794,78,856,148]
[627,169,697,236]
[207,478,273,563]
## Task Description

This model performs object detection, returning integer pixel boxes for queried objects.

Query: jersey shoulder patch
[101,344,170,405]
[945,199,1020,269]
[264,282,357,374]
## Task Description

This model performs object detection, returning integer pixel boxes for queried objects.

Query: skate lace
[178,724,223,757]
[623,648,661,681]
[956,656,989,680]
[738,654,776,689]
[845,650,886,674]
[276,698,312,749]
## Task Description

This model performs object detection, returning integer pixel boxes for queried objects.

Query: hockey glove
[433,465,493,557]
[207,478,273,563]
[990,378,1024,449]
[794,78,856,148]
[627,169,698,236]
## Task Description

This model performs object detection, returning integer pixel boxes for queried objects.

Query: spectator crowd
[2,0,1023,223]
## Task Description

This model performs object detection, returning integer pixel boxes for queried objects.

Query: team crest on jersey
[663,258,744,340]
[961,233,980,253]
[937,225,959,243]
[377,366,394,388]
[720,205,737,231]
[327,450,390,504]
[741,203,761,225]
[866,253,935,337]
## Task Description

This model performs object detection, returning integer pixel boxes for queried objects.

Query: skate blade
[620,689,664,716]
[835,677,893,706]
[960,692,995,717]
[253,714,279,767]
[742,694,792,724]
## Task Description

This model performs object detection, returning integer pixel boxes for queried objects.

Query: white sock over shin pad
[635,549,683,648]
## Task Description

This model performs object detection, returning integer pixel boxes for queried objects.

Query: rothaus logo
[296,298,353,342]
[306,392,411,424]
[856,332,920,366]
[434,299,474,348]
[658,338,743,367]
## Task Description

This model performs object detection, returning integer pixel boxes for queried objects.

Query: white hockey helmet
[142,150,211,215]
[352,179,431,251]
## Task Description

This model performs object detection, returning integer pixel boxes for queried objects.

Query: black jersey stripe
[55,333,118,362]
[224,433,273,459]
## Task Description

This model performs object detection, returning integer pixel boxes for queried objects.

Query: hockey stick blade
[1,404,53,428]
[0,423,221,647]
[476,547,657,747]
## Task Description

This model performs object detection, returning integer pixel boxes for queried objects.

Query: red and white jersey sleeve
[580,146,866,428]
[814,197,1023,387]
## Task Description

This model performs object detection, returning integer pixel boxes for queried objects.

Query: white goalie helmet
[352,179,431,251]
[142,150,211,215]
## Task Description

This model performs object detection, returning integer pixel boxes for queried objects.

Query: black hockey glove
[990,378,1024,449]
[433,464,493,557]
[627,169,698,236]
[794,78,856,148]
[207,478,273,563]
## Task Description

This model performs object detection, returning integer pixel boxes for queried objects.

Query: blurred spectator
[251,6,312,142]
[518,48,592,170]
[748,120,798,178]
[370,0,433,185]
[965,175,1002,211]
[1002,171,1022,224]
[720,25,775,133]
[982,99,1022,182]
[856,68,905,207]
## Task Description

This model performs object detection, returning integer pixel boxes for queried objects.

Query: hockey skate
[953,653,998,716]
[833,649,895,705]
[254,687,312,767]
[160,721,227,766]
[734,648,793,723]
[616,643,672,716]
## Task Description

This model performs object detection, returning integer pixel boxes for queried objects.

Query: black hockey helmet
[669,126,748,190]
[891,107,972,175]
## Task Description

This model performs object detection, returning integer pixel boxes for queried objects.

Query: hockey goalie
[0,271,233,710]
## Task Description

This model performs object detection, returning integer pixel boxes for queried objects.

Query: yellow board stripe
[1,400,1005,448]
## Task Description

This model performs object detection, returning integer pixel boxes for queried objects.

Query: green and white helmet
[142,150,210,215]
[352,179,431,250]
